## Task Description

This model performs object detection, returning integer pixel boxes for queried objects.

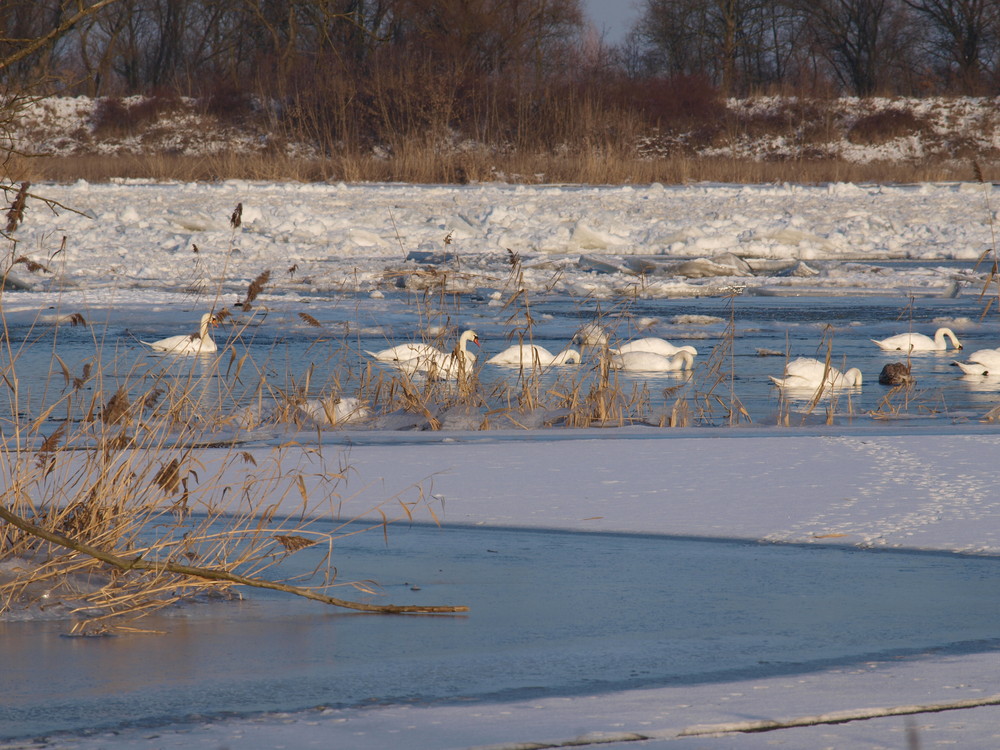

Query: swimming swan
[366,333,478,365]
[376,329,480,379]
[611,337,698,357]
[610,349,695,372]
[871,327,962,352]
[769,357,863,389]
[487,344,581,366]
[143,313,218,354]
[954,348,1000,375]
[573,323,609,348]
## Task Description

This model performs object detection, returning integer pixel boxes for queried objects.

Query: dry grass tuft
[237,269,271,311]
[298,312,323,328]
[4,181,28,233]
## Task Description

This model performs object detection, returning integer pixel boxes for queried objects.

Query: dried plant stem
[0,503,468,615]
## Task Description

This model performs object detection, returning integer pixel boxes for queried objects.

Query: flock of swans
[362,325,701,377]
[145,315,1000,394]
[362,324,1000,395]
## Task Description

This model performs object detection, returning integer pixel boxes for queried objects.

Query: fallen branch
[0,503,468,615]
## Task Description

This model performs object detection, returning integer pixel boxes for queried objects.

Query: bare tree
[0,0,123,77]
[636,0,801,93]
[790,0,912,95]
[904,0,999,92]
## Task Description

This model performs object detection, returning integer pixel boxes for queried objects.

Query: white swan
[871,327,962,352]
[610,350,695,372]
[573,323,609,348]
[769,357,863,389]
[297,396,369,426]
[143,313,218,354]
[487,344,581,366]
[365,334,477,365]
[611,337,698,357]
[954,348,1000,375]
[377,329,480,379]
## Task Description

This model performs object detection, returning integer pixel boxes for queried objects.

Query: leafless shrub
[90,93,181,137]
[848,108,928,145]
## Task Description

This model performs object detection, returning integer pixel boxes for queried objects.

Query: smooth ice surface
[5,523,1000,740]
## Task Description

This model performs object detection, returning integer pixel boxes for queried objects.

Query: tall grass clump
[0,188,466,632]
[684,292,751,426]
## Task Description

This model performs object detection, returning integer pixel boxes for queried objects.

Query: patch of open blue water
[6,288,1000,434]
[3,522,999,740]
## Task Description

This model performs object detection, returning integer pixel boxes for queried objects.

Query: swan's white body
[573,323,609,348]
[769,357,863,389]
[487,344,581,366]
[610,350,695,372]
[298,396,369,426]
[954,348,1000,375]
[366,339,477,365]
[871,327,962,352]
[611,337,698,357]
[143,313,217,354]
[376,330,480,379]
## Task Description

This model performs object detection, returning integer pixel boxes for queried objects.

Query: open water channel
[3,521,1000,740]
[4,266,1000,431]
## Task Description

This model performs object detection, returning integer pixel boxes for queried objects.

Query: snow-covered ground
[11,95,1000,164]
[3,180,1000,748]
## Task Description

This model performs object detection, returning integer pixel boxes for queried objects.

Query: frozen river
[4,181,1000,747]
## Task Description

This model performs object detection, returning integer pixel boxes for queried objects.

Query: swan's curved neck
[458,330,477,352]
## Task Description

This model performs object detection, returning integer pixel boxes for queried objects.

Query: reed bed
[5,151,988,186]
[0,199,470,633]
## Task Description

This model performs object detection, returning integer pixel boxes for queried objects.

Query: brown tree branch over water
[0,502,469,615]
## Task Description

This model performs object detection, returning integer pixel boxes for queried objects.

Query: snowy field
[3,180,1000,748]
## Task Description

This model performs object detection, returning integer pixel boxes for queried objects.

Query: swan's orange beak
[473,336,480,347]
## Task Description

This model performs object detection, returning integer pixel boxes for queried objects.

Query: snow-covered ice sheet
[6,180,995,301]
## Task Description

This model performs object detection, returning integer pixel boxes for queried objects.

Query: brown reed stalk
[4,181,28,233]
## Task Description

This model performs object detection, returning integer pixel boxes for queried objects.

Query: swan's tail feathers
[769,375,785,387]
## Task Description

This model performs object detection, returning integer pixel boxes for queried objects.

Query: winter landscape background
[4,90,1000,749]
